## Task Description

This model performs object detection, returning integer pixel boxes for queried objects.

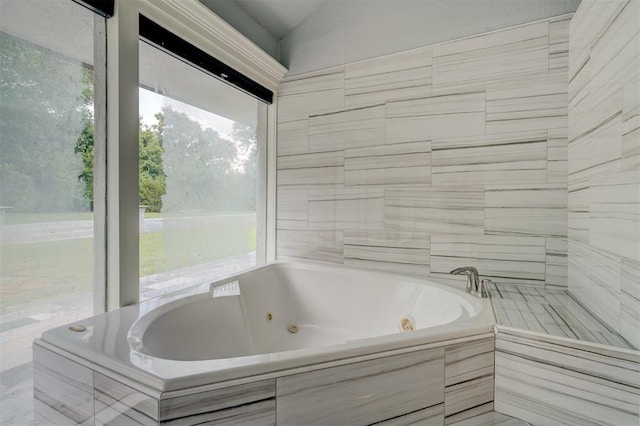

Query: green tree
[231,122,257,211]
[74,69,96,210]
[0,33,87,212]
[74,112,167,213]
[161,107,237,213]
[138,113,166,212]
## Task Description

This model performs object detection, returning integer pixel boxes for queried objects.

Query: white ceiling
[232,0,325,39]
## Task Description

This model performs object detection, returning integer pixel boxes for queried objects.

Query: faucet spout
[449,266,482,296]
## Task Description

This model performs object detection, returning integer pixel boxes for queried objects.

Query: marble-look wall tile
[386,92,485,142]
[277,229,344,263]
[444,376,494,425]
[547,127,569,183]
[589,170,640,261]
[546,237,568,287]
[159,380,274,422]
[344,141,431,186]
[494,328,640,426]
[486,72,568,134]
[444,337,494,424]
[568,187,589,243]
[278,68,345,123]
[549,16,571,72]
[307,187,385,230]
[276,188,308,229]
[568,0,628,80]
[431,234,546,285]
[33,344,94,425]
[275,15,572,289]
[432,21,549,92]
[343,229,430,277]
[568,114,622,177]
[588,0,639,82]
[386,186,484,234]
[484,184,568,238]
[622,76,639,171]
[583,244,622,332]
[277,150,344,170]
[161,400,275,426]
[621,258,640,349]
[277,119,308,155]
[308,105,385,152]
[432,131,548,185]
[449,411,528,426]
[568,0,639,346]
[276,348,444,426]
[34,400,81,426]
[375,404,443,426]
[345,47,432,107]
[277,166,344,188]
[94,373,158,425]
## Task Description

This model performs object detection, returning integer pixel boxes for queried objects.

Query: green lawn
[0,213,256,311]
[4,212,94,225]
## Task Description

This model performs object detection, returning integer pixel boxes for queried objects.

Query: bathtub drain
[69,325,86,332]
[288,324,299,334]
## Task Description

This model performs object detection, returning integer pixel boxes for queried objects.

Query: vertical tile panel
[33,344,94,425]
[276,349,444,426]
[94,373,158,425]
[494,329,640,425]
[444,337,495,424]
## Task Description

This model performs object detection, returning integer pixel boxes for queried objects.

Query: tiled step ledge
[494,325,640,426]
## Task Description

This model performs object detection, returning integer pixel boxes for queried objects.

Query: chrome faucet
[450,266,488,298]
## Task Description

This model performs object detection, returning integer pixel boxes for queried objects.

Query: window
[138,29,267,300]
[0,0,105,420]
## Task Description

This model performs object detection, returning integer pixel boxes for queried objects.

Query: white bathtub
[37,261,494,392]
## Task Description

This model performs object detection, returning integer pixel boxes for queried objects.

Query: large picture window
[0,0,106,421]
[138,29,267,300]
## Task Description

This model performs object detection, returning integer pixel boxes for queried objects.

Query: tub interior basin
[128,263,477,362]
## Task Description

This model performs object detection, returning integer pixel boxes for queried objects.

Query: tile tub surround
[494,326,640,426]
[567,0,640,348]
[276,14,573,289]
[33,334,496,426]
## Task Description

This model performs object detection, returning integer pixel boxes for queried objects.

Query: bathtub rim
[38,260,495,392]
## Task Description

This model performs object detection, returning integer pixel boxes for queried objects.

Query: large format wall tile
[386,92,485,142]
[33,344,94,425]
[94,373,158,425]
[444,337,495,424]
[431,131,548,185]
[309,105,385,152]
[344,141,431,186]
[568,0,640,347]
[432,21,549,92]
[345,47,432,107]
[431,234,546,285]
[343,229,430,277]
[275,15,573,288]
[621,258,640,349]
[159,380,274,422]
[307,187,385,230]
[484,184,568,238]
[278,68,345,123]
[277,229,344,263]
[494,328,640,425]
[276,348,444,426]
[549,15,572,72]
[385,186,484,235]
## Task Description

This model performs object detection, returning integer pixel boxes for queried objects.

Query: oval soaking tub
[35,261,495,425]
[129,262,482,362]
